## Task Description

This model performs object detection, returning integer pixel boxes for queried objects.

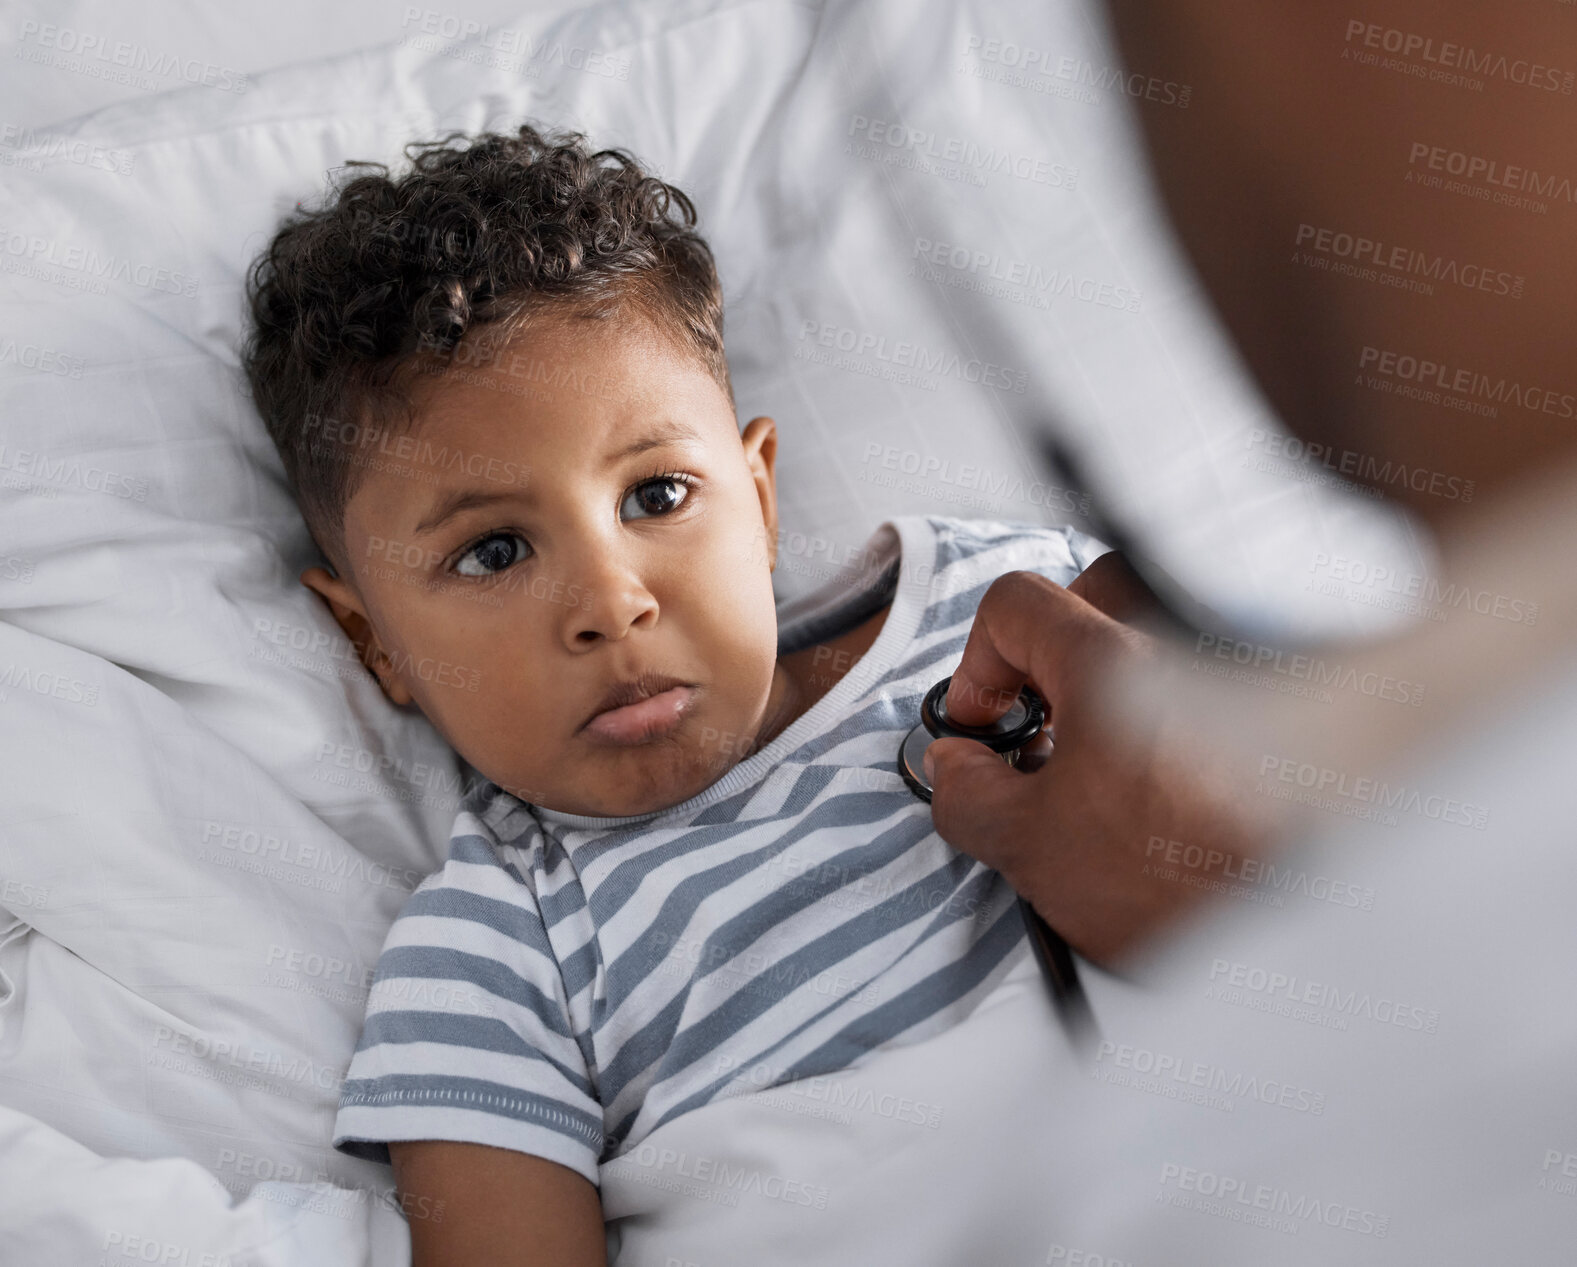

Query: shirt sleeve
[331,808,604,1186]
[1061,524,1113,574]
[995,523,1111,586]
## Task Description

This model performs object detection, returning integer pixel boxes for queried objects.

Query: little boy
[241,123,1105,1265]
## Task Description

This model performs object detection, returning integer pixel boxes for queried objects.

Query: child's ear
[299,566,415,707]
[740,415,779,571]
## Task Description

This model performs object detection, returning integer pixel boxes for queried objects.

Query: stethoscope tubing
[1016,896,1101,1055]
[898,680,1102,1055]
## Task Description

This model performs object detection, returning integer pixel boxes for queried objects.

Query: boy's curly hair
[240,122,730,576]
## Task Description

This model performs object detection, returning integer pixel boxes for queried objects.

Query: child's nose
[564,571,658,648]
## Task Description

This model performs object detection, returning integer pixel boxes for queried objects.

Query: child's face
[301,312,783,817]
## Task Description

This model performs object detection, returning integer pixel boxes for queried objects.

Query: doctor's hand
[923,554,1269,968]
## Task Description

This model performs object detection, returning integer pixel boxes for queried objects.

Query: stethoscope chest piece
[897,675,1045,802]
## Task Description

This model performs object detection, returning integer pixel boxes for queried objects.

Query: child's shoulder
[400,781,547,908]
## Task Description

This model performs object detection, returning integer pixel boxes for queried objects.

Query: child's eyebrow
[413,486,530,537]
[410,419,706,537]
[607,417,705,464]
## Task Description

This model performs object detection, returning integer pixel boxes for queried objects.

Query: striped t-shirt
[332,515,1106,1185]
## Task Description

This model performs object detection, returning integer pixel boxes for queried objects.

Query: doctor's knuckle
[986,569,1063,622]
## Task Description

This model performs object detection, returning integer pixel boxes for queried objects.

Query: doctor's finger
[1066,549,1167,627]
[944,570,1120,728]
[924,736,1044,878]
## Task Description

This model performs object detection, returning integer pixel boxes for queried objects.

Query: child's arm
[391,1140,606,1267]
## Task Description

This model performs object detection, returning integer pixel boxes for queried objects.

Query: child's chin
[563,741,735,817]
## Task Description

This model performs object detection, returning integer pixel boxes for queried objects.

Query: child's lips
[579,685,697,746]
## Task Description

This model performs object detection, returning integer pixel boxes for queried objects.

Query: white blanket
[601,946,1140,1267]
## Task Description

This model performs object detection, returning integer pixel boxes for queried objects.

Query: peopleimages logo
[911,237,1142,312]
[1344,20,1576,94]
[0,338,87,378]
[1095,1040,1327,1114]
[1209,958,1440,1034]
[0,123,136,175]
[961,35,1192,107]
[1158,1162,1391,1237]
[628,1144,830,1210]
[1406,142,1577,207]
[860,443,1091,515]
[0,445,146,501]
[1193,631,1426,707]
[399,6,631,80]
[15,20,250,93]
[1145,836,1378,910]
[199,819,422,893]
[302,411,532,486]
[1309,552,1540,627]
[845,115,1078,190]
[1359,346,1577,420]
[1246,428,1475,503]
[1259,753,1491,828]
[0,225,198,296]
[1294,224,1523,298]
[800,321,1030,393]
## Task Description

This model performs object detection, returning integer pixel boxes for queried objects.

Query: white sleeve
[0,1103,410,1267]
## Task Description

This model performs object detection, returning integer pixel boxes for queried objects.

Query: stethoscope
[899,674,1101,1052]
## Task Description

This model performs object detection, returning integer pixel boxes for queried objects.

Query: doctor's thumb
[923,737,1028,864]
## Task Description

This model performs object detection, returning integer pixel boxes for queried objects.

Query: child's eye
[621,474,694,521]
[453,531,530,578]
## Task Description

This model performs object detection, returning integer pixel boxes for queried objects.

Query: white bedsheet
[599,947,1141,1267]
[0,0,1419,1262]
